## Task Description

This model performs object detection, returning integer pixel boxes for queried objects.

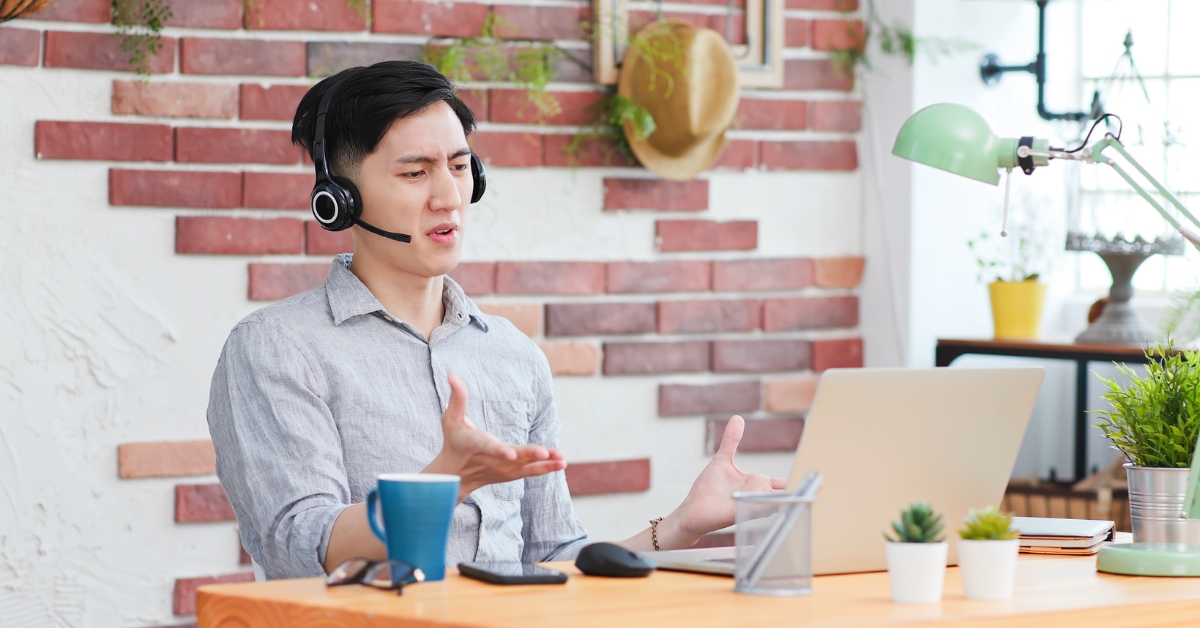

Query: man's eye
[402,171,423,179]
[452,163,470,172]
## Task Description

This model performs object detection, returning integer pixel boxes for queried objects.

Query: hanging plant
[1,0,53,22]
[829,0,975,75]
[112,0,174,78]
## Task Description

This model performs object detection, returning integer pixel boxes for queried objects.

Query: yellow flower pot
[988,280,1046,339]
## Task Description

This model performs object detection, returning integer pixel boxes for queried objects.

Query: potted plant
[885,503,947,603]
[966,192,1055,339]
[957,507,1020,600]
[1096,343,1200,543]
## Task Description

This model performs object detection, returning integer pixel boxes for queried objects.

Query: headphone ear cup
[470,153,486,204]
[311,180,355,232]
[331,176,363,222]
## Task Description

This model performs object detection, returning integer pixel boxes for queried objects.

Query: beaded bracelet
[650,517,664,551]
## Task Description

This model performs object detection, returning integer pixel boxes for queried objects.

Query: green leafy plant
[886,503,945,543]
[958,507,1019,540]
[112,0,174,78]
[967,231,1041,283]
[1095,342,1200,468]
[829,0,975,76]
[564,90,654,165]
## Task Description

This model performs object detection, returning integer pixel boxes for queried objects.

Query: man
[208,60,784,580]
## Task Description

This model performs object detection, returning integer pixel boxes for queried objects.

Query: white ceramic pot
[957,538,1019,600]
[885,541,948,604]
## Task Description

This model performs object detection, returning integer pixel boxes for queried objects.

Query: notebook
[1012,517,1115,554]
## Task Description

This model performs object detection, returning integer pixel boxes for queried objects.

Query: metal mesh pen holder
[732,492,817,596]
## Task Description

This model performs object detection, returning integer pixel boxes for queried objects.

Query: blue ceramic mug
[366,473,460,581]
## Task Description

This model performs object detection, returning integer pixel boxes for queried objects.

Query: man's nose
[429,165,462,211]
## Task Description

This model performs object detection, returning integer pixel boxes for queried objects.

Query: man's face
[352,101,473,278]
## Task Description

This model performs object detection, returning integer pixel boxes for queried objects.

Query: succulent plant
[958,507,1019,540]
[886,503,945,543]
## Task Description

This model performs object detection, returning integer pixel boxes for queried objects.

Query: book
[1011,517,1115,550]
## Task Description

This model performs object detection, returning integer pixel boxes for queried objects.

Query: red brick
[607,261,711,293]
[176,216,303,255]
[167,0,243,29]
[305,222,353,255]
[813,256,865,288]
[712,140,757,170]
[373,0,489,37]
[545,303,656,336]
[176,128,299,165]
[712,340,811,372]
[812,19,865,52]
[628,10,745,44]
[763,296,858,331]
[539,341,601,375]
[706,417,804,453]
[812,100,862,132]
[0,28,39,67]
[603,179,707,212]
[659,382,760,417]
[712,258,814,292]
[118,440,216,479]
[603,341,710,375]
[490,89,601,126]
[657,299,761,334]
[35,121,172,161]
[242,172,312,209]
[448,262,496,295]
[458,89,487,118]
[239,84,307,121]
[109,169,241,208]
[736,99,807,131]
[565,459,649,496]
[468,132,543,168]
[787,0,857,8]
[494,4,589,41]
[248,263,328,300]
[176,483,235,523]
[785,18,809,47]
[544,134,635,167]
[812,337,863,371]
[246,0,365,30]
[44,30,175,73]
[181,38,305,76]
[765,377,819,413]
[307,41,426,77]
[761,140,858,171]
[112,81,237,119]
[496,262,605,295]
[175,573,255,616]
[20,0,109,23]
[783,59,853,91]
[239,545,252,565]
[657,220,757,252]
[481,303,541,337]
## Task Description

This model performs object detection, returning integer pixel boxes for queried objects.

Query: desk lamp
[893,103,1200,576]
[893,103,1192,344]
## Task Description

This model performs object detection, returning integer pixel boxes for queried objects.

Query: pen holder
[732,492,817,596]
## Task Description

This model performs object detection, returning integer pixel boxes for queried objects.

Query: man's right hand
[422,373,566,503]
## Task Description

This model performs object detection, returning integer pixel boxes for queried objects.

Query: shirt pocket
[481,399,532,501]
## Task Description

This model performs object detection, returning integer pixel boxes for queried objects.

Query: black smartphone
[458,562,569,585]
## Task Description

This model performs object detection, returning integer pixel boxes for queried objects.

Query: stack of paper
[1012,517,1116,555]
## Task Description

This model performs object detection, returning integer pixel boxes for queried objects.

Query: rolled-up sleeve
[520,351,590,562]
[207,320,348,579]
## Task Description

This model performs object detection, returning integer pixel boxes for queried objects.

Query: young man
[207,61,785,580]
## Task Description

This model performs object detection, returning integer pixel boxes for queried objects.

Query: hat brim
[623,121,727,181]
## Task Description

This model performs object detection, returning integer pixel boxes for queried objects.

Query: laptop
[648,367,1045,576]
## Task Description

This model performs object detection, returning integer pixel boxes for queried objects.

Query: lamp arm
[1089,137,1200,249]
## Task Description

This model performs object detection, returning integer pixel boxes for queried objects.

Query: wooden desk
[197,551,1200,627]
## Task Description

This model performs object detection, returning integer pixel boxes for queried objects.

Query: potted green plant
[957,507,1020,600]
[1096,343,1200,543]
[885,503,947,603]
[966,192,1055,339]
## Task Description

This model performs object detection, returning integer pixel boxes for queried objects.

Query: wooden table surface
[197,543,1200,628]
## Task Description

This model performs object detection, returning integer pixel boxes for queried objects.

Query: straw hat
[618,20,740,181]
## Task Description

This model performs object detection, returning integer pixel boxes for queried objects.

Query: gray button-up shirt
[207,254,588,579]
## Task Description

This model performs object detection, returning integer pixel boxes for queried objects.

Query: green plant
[958,507,1019,540]
[112,0,173,78]
[1095,342,1200,468]
[564,90,654,165]
[886,503,945,543]
[829,0,975,76]
[966,231,1041,283]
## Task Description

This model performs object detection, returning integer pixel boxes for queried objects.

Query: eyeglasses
[326,558,425,594]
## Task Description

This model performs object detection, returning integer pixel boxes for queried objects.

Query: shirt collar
[325,254,488,332]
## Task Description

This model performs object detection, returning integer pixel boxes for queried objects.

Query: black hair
[292,60,477,178]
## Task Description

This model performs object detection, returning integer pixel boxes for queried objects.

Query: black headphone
[309,76,487,244]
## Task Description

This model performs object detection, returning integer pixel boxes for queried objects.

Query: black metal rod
[1075,359,1090,482]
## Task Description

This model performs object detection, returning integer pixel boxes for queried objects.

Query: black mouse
[575,542,656,578]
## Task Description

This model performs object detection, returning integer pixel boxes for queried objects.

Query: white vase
[885,541,948,604]
[957,538,1019,600]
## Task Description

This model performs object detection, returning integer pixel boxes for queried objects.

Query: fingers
[715,415,745,462]
[512,459,568,478]
[769,476,788,490]
[442,374,470,431]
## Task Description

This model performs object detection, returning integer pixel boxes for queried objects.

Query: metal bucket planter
[1126,464,1200,543]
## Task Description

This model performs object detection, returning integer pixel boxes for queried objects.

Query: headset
[308,75,487,244]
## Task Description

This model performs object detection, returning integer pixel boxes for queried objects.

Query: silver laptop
[647,367,1044,576]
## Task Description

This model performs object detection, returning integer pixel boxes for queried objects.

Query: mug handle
[365,488,387,544]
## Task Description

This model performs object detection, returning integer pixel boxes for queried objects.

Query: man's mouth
[427,224,458,243]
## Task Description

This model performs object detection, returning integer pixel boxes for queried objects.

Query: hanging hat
[618,20,740,181]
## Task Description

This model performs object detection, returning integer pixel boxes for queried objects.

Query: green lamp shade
[892,103,1003,186]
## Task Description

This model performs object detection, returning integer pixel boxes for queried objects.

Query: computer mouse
[575,542,656,578]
